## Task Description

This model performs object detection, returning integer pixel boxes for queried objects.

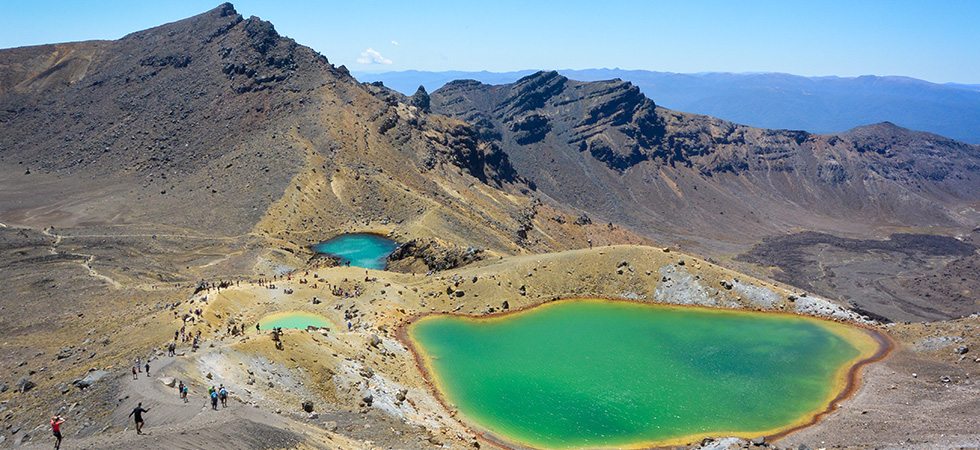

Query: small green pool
[259,311,332,330]
[408,299,881,449]
[311,233,398,270]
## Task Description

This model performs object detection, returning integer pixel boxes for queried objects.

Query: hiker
[177,381,184,399]
[182,383,189,403]
[145,362,150,377]
[210,389,219,410]
[218,385,228,407]
[135,357,141,373]
[128,402,150,435]
[256,323,260,332]
[51,415,65,449]
[131,365,138,380]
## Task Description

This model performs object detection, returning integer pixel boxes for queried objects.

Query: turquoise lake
[311,233,398,270]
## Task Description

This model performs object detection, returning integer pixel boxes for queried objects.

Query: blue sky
[2,1,978,83]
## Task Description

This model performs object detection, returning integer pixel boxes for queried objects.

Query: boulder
[955,345,969,355]
[159,377,176,387]
[362,393,373,406]
[56,347,74,360]
[72,370,108,389]
[16,377,36,393]
[369,334,382,348]
[302,400,314,413]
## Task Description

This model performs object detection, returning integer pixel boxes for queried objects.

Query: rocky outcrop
[387,238,484,272]
[409,85,430,113]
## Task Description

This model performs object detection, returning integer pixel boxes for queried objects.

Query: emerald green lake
[259,311,332,330]
[311,233,398,270]
[409,299,879,449]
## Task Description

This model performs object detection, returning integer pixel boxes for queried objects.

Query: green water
[259,312,332,330]
[311,233,398,270]
[409,299,874,449]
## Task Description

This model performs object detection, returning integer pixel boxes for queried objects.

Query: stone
[14,432,30,445]
[302,400,314,413]
[359,367,374,379]
[0,383,7,393]
[56,347,74,360]
[72,370,109,389]
[159,377,176,387]
[16,377,35,393]
[751,436,766,446]
[955,345,969,355]
[369,334,382,348]
[940,375,952,383]
[362,393,373,406]
[323,421,338,432]
[395,389,407,402]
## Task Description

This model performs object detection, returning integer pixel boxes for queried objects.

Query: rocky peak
[121,3,243,43]
[410,85,431,112]
[496,71,568,120]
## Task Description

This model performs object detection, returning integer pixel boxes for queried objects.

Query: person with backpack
[218,385,228,408]
[210,389,219,410]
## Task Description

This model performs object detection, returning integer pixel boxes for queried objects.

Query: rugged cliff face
[0,3,534,254]
[432,71,980,246]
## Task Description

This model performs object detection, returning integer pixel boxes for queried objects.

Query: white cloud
[356,48,392,65]
[390,40,400,46]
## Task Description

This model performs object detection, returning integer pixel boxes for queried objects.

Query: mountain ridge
[358,68,980,143]
[431,70,980,244]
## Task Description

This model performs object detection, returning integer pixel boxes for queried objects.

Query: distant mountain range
[356,69,980,143]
